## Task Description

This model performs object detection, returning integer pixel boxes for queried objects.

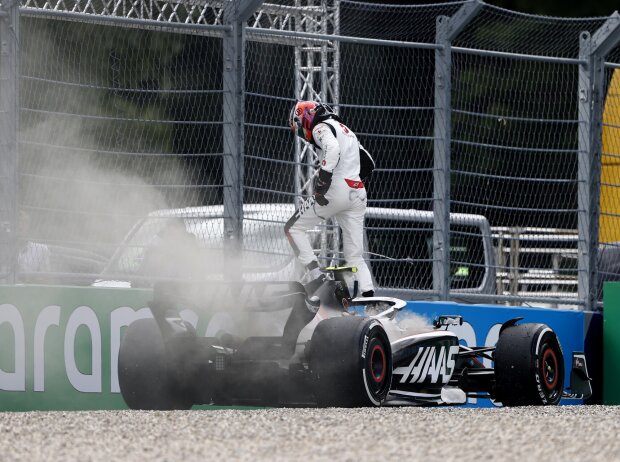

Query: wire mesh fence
[16,14,225,283]
[1,0,620,310]
[449,6,615,307]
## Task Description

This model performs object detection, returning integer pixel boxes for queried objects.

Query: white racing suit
[285,118,375,295]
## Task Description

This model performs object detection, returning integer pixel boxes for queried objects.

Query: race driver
[285,101,375,297]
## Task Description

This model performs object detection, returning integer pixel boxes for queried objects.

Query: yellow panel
[601,70,620,244]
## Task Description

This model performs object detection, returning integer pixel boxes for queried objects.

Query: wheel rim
[370,344,386,384]
[541,346,559,391]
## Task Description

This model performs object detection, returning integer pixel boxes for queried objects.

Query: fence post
[0,0,19,283]
[433,0,482,300]
[578,12,620,311]
[223,8,244,247]
[222,0,264,246]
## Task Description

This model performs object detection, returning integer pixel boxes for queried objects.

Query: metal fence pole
[433,0,481,300]
[578,12,620,311]
[223,14,244,247]
[223,0,264,246]
[0,0,19,283]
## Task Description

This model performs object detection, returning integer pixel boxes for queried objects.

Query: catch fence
[1,0,619,310]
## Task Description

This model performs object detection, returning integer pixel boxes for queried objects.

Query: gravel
[1,406,618,461]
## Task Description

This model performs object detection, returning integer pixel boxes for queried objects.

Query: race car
[118,268,592,409]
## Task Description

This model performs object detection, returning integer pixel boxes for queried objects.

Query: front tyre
[494,323,564,406]
[309,317,392,407]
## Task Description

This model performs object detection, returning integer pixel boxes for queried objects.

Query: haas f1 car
[118,268,592,408]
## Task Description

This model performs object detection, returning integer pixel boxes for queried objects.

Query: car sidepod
[389,331,460,403]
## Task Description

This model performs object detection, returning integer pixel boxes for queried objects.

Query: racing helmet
[289,101,337,142]
[289,101,317,141]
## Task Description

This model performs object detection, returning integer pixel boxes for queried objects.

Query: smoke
[382,311,434,343]
[16,17,294,296]
[16,19,207,283]
[396,312,434,334]
[18,20,300,395]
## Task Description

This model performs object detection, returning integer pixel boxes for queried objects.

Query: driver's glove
[313,169,332,206]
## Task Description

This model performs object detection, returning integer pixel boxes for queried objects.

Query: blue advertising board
[402,301,589,407]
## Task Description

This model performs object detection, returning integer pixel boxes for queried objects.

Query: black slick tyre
[494,323,564,406]
[309,316,392,407]
[118,318,192,410]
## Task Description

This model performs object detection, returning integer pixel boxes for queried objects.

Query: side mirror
[433,315,463,328]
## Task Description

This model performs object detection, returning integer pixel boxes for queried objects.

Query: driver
[284,101,375,297]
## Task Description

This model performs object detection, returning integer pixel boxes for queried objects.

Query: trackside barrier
[0,286,601,411]
[604,282,620,404]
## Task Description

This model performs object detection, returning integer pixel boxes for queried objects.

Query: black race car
[118,268,592,409]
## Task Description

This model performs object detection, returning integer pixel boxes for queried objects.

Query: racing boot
[302,261,326,296]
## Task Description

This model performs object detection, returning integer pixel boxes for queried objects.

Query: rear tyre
[309,316,392,407]
[494,323,564,406]
[118,318,192,410]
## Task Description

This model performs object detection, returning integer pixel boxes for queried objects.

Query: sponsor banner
[403,301,588,407]
[0,285,247,411]
[604,282,620,404]
[0,286,156,411]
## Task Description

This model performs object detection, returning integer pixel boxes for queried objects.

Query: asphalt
[1,406,618,461]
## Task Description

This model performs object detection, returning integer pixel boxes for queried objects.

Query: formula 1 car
[118,268,592,409]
